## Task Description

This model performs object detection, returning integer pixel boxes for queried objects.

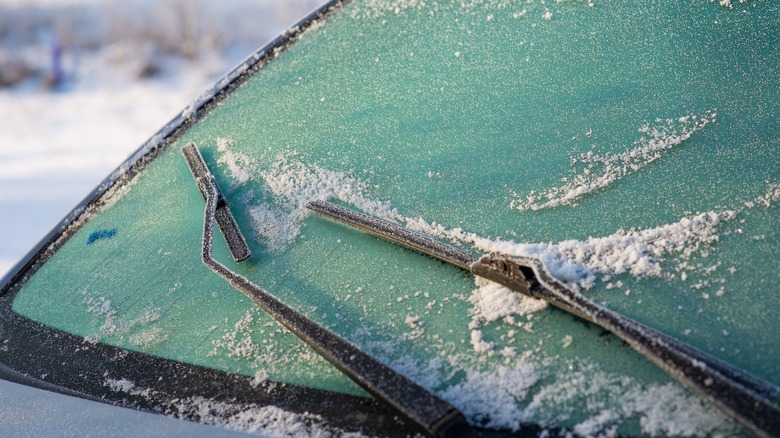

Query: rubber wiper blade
[307,199,780,438]
[182,143,251,262]
[183,146,476,438]
[307,198,477,271]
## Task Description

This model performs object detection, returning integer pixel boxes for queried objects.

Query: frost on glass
[9,0,779,436]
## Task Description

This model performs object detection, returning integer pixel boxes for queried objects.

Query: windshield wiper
[307,199,780,438]
[181,144,251,262]
[182,144,476,438]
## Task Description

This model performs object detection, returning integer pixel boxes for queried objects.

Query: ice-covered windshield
[4,1,779,436]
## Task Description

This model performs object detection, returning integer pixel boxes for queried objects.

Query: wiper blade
[182,144,251,262]
[307,199,780,438]
[182,145,476,438]
[305,195,477,271]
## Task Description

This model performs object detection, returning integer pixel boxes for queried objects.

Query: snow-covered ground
[0,0,326,278]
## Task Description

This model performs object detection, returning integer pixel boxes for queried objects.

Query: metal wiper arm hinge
[182,145,476,438]
[307,199,780,438]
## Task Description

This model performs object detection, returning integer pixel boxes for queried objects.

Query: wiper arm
[182,144,251,262]
[182,144,476,438]
[307,199,780,438]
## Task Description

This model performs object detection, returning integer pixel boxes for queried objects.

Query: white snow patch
[95,175,139,213]
[217,138,254,186]
[524,364,737,437]
[105,377,136,393]
[250,370,270,387]
[441,362,539,432]
[408,209,736,290]
[105,376,343,437]
[82,290,165,346]
[171,397,337,437]
[245,201,302,253]
[404,315,421,328]
[258,153,403,222]
[630,383,736,436]
[755,181,780,209]
[573,409,620,437]
[128,327,166,348]
[511,111,716,211]
[468,277,548,322]
[713,0,747,8]
[385,355,448,391]
[470,329,495,354]
[213,144,402,253]
[210,310,259,359]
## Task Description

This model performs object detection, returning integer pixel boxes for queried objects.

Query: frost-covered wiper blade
[307,199,780,438]
[183,145,476,438]
[183,144,251,262]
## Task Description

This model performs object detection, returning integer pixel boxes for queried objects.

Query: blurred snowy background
[0,0,326,278]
